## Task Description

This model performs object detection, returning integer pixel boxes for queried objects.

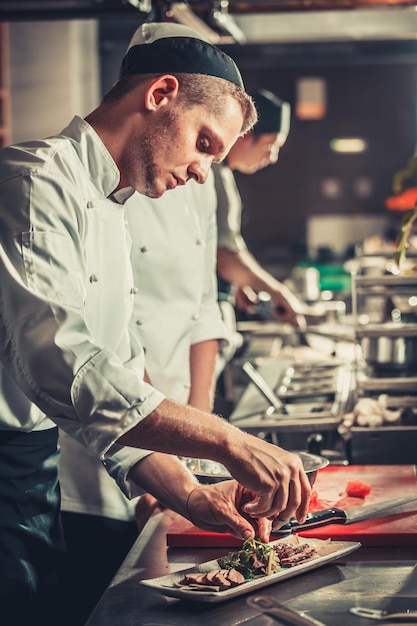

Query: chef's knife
[273,495,417,534]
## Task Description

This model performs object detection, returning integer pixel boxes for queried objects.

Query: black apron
[0,427,65,625]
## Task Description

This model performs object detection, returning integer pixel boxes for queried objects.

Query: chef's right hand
[220,434,311,528]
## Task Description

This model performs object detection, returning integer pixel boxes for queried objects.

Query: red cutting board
[166,465,417,548]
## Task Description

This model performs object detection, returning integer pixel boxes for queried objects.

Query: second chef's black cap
[250,88,291,136]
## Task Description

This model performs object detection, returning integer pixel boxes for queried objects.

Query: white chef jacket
[0,116,164,496]
[212,163,249,361]
[213,162,248,253]
[127,172,228,402]
[59,173,228,520]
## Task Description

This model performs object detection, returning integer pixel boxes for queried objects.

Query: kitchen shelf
[353,274,417,289]
[351,272,417,402]
[352,274,417,295]
[357,377,417,393]
[355,323,417,338]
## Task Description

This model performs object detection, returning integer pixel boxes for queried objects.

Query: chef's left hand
[185,480,272,542]
[271,285,306,329]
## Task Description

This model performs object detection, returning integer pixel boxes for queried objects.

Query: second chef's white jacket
[127,171,227,402]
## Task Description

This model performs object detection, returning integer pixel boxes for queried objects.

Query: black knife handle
[274,508,348,533]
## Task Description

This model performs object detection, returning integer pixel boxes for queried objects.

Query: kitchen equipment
[292,321,417,374]
[183,451,328,486]
[351,274,417,375]
[295,326,355,345]
[350,607,417,621]
[241,360,288,414]
[247,595,328,626]
[230,358,353,454]
[274,496,417,534]
[349,399,417,464]
[356,323,417,374]
[347,273,417,464]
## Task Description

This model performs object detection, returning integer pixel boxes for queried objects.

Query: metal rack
[351,272,417,395]
[349,271,417,463]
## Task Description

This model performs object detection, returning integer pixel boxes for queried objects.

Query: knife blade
[273,495,417,534]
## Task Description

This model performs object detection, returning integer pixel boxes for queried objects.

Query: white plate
[139,535,361,603]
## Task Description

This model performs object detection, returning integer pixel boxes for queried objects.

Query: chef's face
[128,95,244,198]
[229,130,287,175]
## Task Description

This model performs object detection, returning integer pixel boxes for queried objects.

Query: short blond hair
[104,73,257,135]
[176,73,257,135]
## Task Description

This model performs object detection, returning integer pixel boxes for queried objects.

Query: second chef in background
[215,88,305,337]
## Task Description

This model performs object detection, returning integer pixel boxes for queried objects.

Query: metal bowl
[183,451,328,486]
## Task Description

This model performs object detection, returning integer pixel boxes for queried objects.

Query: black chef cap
[120,22,244,89]
[250,89,291,136]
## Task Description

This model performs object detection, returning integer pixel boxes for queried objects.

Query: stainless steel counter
[85,509,417,626]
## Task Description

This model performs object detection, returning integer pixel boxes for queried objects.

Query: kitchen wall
[8,20,100,143]
[226,43,417,274]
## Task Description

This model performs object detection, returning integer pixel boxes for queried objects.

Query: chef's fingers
[224,494,274,541]
[273,468,311,525]
[271,286,306,328]
[255,517,273,543]
[271,477,301,525]
[241,462,292,518]
[184,482,261,541]
[242,464,311,522]
[226,515,257,541]
[295,469,312,522]
[294,312,307,330]
[243,490,286,519]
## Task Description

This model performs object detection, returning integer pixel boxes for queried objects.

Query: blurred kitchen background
[2,1,417,283]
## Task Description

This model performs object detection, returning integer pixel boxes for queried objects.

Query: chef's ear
[145,75,179,110]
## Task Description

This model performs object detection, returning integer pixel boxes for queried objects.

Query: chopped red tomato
[346,480,371,498]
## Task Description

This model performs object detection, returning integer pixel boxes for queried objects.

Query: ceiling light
[330,138,368,153]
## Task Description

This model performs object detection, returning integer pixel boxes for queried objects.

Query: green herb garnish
[217,537,281,579]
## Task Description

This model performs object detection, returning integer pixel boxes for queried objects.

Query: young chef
[58,171,227,624]
[0,22,311,624]
[215,88,305,330]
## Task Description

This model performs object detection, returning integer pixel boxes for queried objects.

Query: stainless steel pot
[356,323,417,373]
[297,323,417,373]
